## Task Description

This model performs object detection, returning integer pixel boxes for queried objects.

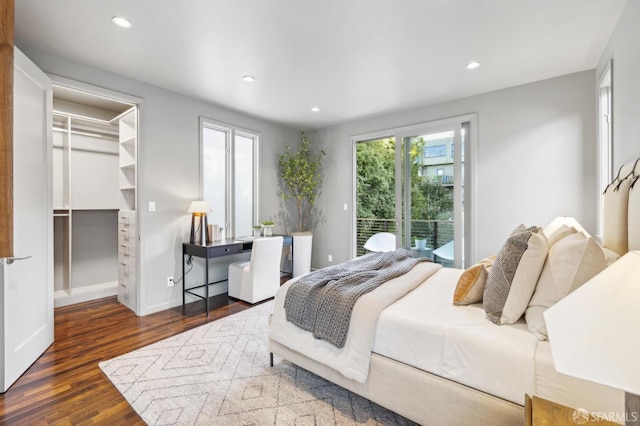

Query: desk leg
[205,257,209,316]
[182,251,186,314]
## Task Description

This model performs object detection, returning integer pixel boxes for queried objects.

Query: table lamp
[188,201,212,245]
[544,250,640,426]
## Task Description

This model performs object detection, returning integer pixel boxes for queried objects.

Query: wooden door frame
[1,0,15,258]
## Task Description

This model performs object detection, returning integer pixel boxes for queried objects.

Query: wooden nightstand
[525,395,620,426]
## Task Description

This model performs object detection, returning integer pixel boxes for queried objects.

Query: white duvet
[268,261,442,383]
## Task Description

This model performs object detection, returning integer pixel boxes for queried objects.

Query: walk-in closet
[52,82,138,313]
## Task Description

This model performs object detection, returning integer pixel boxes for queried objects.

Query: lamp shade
[188,201,212,213]
[544,250,640,395]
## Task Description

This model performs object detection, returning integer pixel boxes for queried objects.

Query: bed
[268,159,640,425]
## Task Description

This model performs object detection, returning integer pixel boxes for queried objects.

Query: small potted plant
[414,236,428,250]
[261,220,275,237]
[252,225,262,237]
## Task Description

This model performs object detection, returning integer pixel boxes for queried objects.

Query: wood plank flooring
[0,294,254,425]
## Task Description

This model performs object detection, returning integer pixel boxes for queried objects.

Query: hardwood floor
[0,294,255,425]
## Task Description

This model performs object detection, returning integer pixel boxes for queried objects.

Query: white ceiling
[15,0,626,130]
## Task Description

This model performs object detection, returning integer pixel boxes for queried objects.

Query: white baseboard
[54,280,118,308]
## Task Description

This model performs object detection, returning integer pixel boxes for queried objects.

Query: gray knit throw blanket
[284,248,428,348]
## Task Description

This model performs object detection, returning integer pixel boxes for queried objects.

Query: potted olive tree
[278,133,325,276]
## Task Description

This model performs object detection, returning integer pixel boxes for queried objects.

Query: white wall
[18,44,300,315]
[597,0,640,169]
[310,71,597,267]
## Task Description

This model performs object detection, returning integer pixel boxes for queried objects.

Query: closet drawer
[118,244,135,256]
[118,210,136,226]
[118,234,137,250]
[118,281,135,303]
[119,270,136,287]
[118,225,137,241]
[119,252,136,269]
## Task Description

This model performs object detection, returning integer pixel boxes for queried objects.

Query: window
[598,60,612,239]
[201,118,258,238]
[423,145,446,158]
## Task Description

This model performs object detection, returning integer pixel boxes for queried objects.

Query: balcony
[356,218,454,262]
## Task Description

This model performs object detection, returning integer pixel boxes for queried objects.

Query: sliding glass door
[354,116,473,268]
[355,137,397,256]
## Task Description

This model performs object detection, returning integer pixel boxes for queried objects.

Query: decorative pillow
[543,217,590,239]
[525,232,607,340]
[601,246,621,266]
[484,225,547,325]
[546,224,578,248]
[453,256,495,305]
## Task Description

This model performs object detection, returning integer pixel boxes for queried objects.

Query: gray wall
[309,71,597,268]
[19,44,300,315]
[597,0,640,169]
[23,2,640,314]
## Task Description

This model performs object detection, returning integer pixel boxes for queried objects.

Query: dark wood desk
[182,235,293,315]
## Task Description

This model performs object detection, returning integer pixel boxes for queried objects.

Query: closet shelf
[120,136,136,146]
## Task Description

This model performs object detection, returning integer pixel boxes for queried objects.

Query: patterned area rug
[99,301,416,425]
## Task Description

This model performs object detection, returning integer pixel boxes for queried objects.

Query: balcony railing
[356,218,454,257]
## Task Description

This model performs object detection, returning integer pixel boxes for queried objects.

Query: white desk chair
[363,232,396,252]
[228,236,284,304]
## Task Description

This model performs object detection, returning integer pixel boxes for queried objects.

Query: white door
[0,48,53,392]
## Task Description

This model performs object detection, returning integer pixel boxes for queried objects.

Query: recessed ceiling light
[112,16,133,29]
[311,107,320,112]
[466,61,481,70]
[242,75,256,83]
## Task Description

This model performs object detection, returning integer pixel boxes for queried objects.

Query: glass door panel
[355,137,397,256]
[402,131,455,265]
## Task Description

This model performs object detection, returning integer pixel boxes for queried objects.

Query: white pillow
[484,225,548,325]
[546,224,577,247]
[500,229,548,324]
[525,232,607,340]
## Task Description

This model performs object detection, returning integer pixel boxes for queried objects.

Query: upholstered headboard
[602,158,640,254]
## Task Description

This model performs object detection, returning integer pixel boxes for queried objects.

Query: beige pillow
[601,246,621,266]
[484,225,548,325]
[453,256,495,305]
[546,224,577,247]
[525,232,607,340]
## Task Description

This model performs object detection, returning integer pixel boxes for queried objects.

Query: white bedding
[374,267,537,405]
[271,263,625,414]
[269,261,442,383]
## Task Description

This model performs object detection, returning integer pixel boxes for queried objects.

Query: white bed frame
[269,340,522,425]
[269,158,640,426]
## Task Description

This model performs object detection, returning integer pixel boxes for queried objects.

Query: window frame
[199,117,259,238]
[597,59,613,241]
[351,113,477,266]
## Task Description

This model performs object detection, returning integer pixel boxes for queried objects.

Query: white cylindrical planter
[292,232,313,277]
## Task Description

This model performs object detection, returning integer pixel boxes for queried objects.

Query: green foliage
[278,133,325,232]
[356,139,395,220]
[356,136,453,234]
